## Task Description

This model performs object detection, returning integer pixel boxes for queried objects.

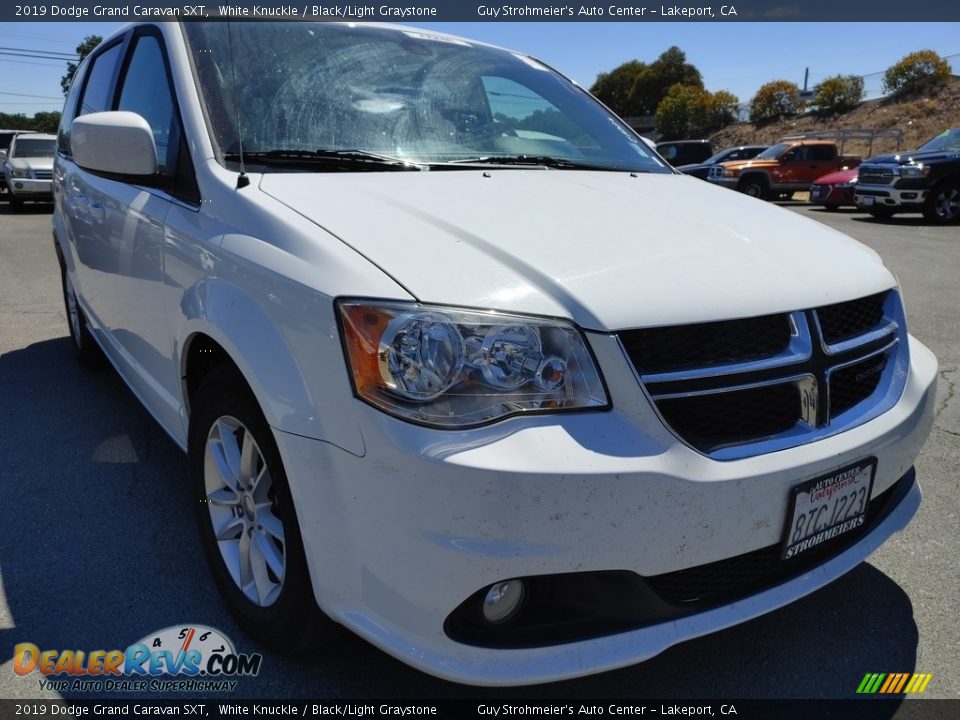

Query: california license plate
[862,196,875,206]
[782,460,875,559]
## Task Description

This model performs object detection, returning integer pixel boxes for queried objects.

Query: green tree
[61,35,102,95]
[0,112,30,129]
[701,90,741,128]
[883,50,952,96]
[590,60,648,117]
[812,75,865,114]
[656,85,740,139]
[749,80,803,124]
[655,84,704,139]
[630,46,703,115]
[31,111,62,134]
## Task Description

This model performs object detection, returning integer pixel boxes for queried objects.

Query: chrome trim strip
[649,372,814,402]
[637,312,811,384]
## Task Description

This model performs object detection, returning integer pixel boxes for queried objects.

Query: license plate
[782,459,875,559]
[862,196,875,206]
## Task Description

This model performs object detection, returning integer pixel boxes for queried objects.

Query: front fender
[177,278,365,457]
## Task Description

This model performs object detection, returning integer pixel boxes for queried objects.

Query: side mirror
[71,111,158,177]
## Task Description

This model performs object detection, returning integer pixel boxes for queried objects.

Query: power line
[0,46,80,59]
[0,58,68,68]
[0,91,64,100]
[1,30,83,47]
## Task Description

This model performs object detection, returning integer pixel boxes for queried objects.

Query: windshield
[11,138,55,158]
[754,143,791,160]
[182,23,669,173]
[920,128,960,153]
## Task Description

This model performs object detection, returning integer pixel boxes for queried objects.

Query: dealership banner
[1,700,960,719]
[3,0,960,22]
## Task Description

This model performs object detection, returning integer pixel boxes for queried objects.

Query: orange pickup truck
[708,140,860,200]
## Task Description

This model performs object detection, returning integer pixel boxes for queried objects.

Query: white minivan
[54,22,937,686]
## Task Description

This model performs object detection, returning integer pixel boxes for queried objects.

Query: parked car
[55,22,936,686]
[677,145,768,180]
[656,139,714,166]
[0,128,30,199]
[810,167,859,209]
[854,128,960,223]
[709,140,860,200]
[3,133,56,209]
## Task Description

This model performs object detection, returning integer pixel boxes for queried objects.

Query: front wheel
[923,182,960,224]
[738,177,768,200]
[189,365,336,653]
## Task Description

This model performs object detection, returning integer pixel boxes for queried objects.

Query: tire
[9,196,23,212]
[189,365,336,654]
[923,181,960,224]
[868,207,895,219]
[738,176,768,200]
[58,252,106,368]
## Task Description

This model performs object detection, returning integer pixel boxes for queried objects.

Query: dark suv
[854,128,960,223]
[656,139,713,167]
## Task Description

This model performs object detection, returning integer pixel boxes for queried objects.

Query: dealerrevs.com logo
[14,625,262,693]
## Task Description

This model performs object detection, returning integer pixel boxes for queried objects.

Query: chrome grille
[858,165,895,185]
[620,290,908,459]
[32,170,53,179]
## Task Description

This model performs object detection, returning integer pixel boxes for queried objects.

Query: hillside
[710,79,960,158]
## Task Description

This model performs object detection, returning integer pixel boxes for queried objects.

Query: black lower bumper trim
[444,469,915,649]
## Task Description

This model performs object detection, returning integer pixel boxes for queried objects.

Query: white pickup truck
[52,21,936,685]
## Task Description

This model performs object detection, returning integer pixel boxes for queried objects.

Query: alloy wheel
[204,415,286,607]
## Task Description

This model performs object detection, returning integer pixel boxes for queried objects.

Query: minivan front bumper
[273,334,936,685]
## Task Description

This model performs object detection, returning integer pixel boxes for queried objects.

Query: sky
[1,21,958,117]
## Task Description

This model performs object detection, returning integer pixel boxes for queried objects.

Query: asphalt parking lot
[0,199,957,701]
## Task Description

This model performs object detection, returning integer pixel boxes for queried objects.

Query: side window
[809,146,835,162]
[61,42,123,155]
[58,62,86,155]
[79,42,123,115]
[117,35,176,173]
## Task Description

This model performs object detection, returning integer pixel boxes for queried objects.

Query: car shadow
[0,338,917,705]
[808,207,861,215]
[852,215,947,227]
[0,201,54,214]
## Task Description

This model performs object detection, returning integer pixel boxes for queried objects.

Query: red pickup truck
[708,140,860,200]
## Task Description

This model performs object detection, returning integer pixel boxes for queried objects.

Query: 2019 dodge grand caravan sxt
[53,22,937,686]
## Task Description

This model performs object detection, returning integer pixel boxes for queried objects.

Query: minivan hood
[261,171,893,331]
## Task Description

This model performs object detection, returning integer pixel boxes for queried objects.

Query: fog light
[483,580,525,624]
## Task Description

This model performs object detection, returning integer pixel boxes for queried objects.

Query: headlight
[900,165,929,178]
[836,181,856,188]
[11,168,30,178]
[338,300,609,427]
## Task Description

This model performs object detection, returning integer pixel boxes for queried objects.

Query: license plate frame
[862,196,875,207]
[782,459,876,560]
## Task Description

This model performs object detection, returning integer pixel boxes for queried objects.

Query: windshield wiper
[444,155,633,171]
[223,149,424,171]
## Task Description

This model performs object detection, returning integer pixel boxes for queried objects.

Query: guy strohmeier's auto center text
[14,2,737,18]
